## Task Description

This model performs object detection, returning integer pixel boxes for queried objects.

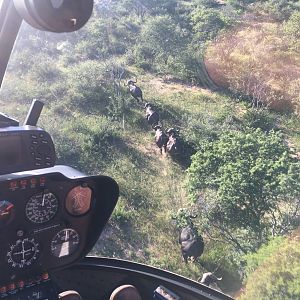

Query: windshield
[0,1,299,299]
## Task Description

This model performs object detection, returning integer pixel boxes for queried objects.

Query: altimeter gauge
[26,190,58,224]
[7,238,39,268]
[51,228,80,258]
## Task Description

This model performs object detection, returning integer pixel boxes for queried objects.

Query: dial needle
[65,230,69,242]
[42,192,46,207]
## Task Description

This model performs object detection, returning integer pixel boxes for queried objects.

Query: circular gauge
[50,0,64,9]
[26,190,58,224]
[51,228,80,258]
[7,238,39,268]
[65,185,92,216]
[0,200,15,228]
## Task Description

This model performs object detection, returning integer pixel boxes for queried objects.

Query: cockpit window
[0,1,299,299]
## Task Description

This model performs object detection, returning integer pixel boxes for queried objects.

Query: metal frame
[0,0,22,89]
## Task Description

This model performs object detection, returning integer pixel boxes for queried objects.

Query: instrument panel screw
[16,230,24,237]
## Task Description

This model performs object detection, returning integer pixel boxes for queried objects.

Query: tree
[134,15,185,70]
[191,6,231,43]
[187,129,300,252]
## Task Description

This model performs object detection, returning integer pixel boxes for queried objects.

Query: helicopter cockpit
[0,1,233,300]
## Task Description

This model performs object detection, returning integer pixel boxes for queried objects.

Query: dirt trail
[143,77,213,96]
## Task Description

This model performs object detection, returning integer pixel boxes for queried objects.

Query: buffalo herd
[126,79,179,156]
[125,79,220,281]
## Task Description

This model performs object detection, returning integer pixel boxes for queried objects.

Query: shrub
[243,236,286,279]
[187,129,300,252]
[240,238,300,300]
[241,108,277,132]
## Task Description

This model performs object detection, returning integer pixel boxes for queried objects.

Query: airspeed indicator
[26,190,58,224]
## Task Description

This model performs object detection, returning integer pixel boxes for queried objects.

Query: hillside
[0,0,300,298]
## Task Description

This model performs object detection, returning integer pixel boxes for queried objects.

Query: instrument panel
[0,165,119,286]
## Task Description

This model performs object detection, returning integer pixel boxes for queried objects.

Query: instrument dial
[51,228,80,258]
[7,238,39,268]
[65,185,92,216]
[0,200,15,228]
[26,190,58,224]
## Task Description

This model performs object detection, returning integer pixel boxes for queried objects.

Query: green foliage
[283,10,300,37]
[111,197,132,224]
[283,11,300,51]
[191,6,233,43]
[2,0,300,294]
[133,15,185,71]
[201,241,242,292]
[240,238,300,300]
[256,0,300,21]
[241,108,277,132]
[181,107,239,149]
[187,129,300,251]
[64,60,110,113]
[243,236,286,279]
[54,114,121,173]
[171,208,198,229]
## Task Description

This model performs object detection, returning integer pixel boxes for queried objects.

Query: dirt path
[142,77,213,96]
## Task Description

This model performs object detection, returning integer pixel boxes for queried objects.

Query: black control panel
[0,272,58,300]
[0,166,119,286]
[0,126,55,175]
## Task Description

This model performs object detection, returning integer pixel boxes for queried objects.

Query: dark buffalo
[126,79,143,102]
[153,125,168,155]
[166,128,179,155]
[145,103,159,128]
[179,226,204,263]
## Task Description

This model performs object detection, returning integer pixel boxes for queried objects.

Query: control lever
[24,99,44,126]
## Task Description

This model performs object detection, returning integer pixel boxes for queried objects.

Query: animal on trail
[179,226,204,263]
[125,79,143,102]
[166,128,179,155]
[199,272,222,291]
[145,103,160,128]
[153,125,168,155]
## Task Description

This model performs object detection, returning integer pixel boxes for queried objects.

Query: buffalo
[145,103,160,128]
[126,79,143,103]
[166,128,179,155]
[199,272,222,292]
[153,125,168,155]
[179,226,204,263]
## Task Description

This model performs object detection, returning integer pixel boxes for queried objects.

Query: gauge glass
[7,238,39,268]
[26,190,58,224]
[65,185,92,216]
[0,200,15,228]
[50,0,64,9]
[51,228,80,258]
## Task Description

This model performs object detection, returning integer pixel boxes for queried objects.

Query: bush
[255,0,299,21]
[241,108,277,132]
[64,60,110,113]
[187,129,300,252]
[240,238,300,300]
[54,114,121,173]
[243,236,286,279]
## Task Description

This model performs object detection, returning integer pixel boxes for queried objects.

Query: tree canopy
[187,129,300,252]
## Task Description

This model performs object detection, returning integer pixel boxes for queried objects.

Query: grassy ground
[1,72,299,296]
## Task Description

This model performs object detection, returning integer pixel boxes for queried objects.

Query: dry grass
[205,17,300,113]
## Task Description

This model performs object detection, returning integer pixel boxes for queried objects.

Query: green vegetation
[0,0,299,298]
[240,237,300,300]
[187,129,300,253]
